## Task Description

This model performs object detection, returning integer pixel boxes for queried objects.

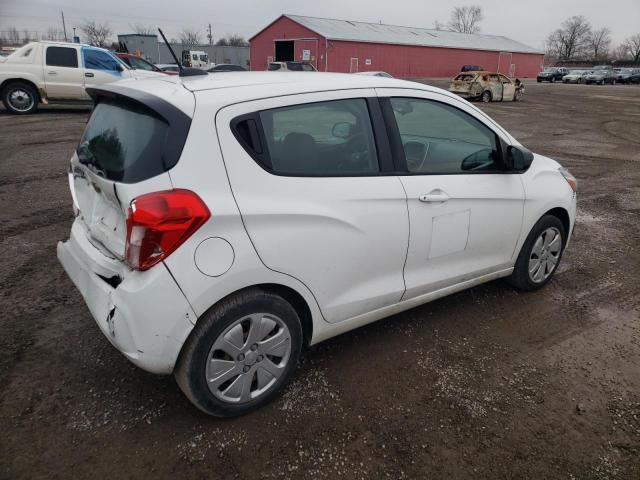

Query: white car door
[81,47,130,93]
[376,88,525,300]
[216,90,409,324]
[43,45,84,100]
[500,75,516,101]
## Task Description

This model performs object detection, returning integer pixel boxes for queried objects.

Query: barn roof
[280,14,542,55]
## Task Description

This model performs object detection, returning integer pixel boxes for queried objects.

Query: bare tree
[180,28,202,46]
[448,6,483,34]
[215,37,229,47]
[433,20,446,31]
[612,43,630,61]
[43,26,63,41]
[129,24,155,35]
[545,16,592,61]
[81,20,113,47]
[7,26,20,44]
[22,30,32,43]
[624,34,640,61]
[588,27,611,60]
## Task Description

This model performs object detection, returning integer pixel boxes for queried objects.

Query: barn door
[349,57,359,73]
[497,52,512,75]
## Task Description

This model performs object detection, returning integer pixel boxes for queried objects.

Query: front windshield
[543,68,556,72]
[201,54,208,63]
[570,70,585,74]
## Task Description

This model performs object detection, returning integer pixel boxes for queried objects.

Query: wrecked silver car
[449,71,525,103]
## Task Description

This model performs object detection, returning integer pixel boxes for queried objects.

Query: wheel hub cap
[9,89,33,111]
[206,313,292,403]
[528,227,562,283]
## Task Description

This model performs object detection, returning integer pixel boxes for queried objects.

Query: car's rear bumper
[57,219,196,374]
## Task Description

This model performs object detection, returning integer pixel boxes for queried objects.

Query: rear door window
[77,99,171,182]
[46,46,78,68]
[237,99,380,176]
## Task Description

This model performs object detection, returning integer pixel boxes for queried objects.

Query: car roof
[104,72,461,113]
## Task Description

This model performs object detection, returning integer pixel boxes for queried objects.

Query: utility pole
[207,23,213,46]
[61,10,68,42]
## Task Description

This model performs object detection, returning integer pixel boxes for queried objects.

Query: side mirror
[115,64,124,72]
[506,145,534,171]
[332,122,353,139]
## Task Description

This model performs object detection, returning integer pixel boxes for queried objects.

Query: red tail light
[125,189,210,271]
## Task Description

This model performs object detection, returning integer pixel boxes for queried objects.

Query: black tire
[508,214,566,291]
[537,79,541,83]
[175,289,303,417]
[481,90,492,103]
[2,81,38,114]
[551,77,556,83]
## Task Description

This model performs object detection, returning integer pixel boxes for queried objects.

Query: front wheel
[481,90,492,103]
[175,289,303,417]
[508,215,566,291]
[2,82,38,114]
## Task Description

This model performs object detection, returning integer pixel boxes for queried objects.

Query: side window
[84,49,120,71]
[238,99,379,176]
[390,98,500,174]
[501,75,512,84]
[129,57,153,71]
[46,47,78,68]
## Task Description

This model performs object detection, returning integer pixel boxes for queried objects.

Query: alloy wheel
[8,88,34,112]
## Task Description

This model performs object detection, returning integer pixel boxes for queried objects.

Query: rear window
[77,99,175,183]
[46,46,78,68]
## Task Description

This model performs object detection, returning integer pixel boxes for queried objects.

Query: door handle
[47,71,57,75]
[419,191,449,203]
[84,72,94,77]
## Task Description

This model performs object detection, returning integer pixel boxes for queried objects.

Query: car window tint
[46,46,78,68]
[84,49,120,71]
[257,99,379,176]
[390,98,499,174]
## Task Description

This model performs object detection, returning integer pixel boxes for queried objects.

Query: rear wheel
[481,90,492,103]
[508,215,566,291]
[175,289,303,417]
[2,82,38,114]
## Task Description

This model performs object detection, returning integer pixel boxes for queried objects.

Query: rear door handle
[84,72,94,77]
[419,191,449,203]
[47,71,57,75]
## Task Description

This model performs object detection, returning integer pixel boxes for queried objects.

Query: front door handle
[47,71,57,75]
[84,72,94,78]
[419,191,449,203]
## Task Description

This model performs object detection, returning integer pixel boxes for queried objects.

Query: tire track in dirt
[0,206,72,242]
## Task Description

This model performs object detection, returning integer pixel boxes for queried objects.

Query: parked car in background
[613,68,635,84]
[591,65,613,71]
[206,64,247,72]
[57,72,576,417]
[182,50,209,68]
[584,69,616,85]
[268,61,316,71]
[156,64,179,75]
[355,71,393,78]
[0,41,162,114]
[630,69,640,84]
[115,53,166,74]
[449,71,524,102]
[537,67,569,83]
[562,69,589,84]
[461,64,484,72]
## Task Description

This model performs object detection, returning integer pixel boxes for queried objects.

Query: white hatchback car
[58,72,577,416]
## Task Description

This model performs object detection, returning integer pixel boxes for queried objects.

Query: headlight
[559,167,577,192]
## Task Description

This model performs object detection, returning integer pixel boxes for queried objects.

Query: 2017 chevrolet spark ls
[58,73,577,417]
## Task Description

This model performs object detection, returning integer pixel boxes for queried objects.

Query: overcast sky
[2,0,639,48]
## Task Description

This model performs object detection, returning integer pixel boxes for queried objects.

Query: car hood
[131,70,165,79]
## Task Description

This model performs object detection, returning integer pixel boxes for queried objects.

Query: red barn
[250,14,544,78]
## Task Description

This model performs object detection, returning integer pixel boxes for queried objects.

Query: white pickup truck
[0,41,163,114]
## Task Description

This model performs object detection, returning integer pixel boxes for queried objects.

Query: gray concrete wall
[117,34,249,67]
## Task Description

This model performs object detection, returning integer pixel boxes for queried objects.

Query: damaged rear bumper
[57,219,196,374]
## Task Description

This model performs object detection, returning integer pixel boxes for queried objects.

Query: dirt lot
[1,80,639,479]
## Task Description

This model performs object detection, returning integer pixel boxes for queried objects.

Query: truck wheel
[2,82,38,114]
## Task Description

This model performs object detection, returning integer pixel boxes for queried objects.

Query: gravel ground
[1,79,639,479]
